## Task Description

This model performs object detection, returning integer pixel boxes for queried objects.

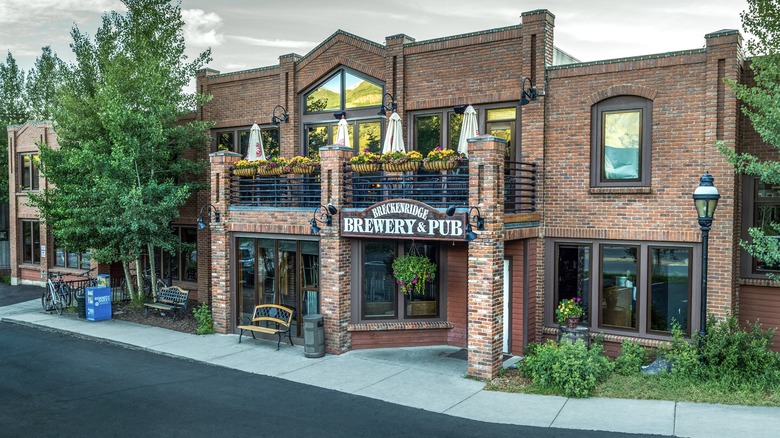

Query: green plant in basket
[382,150,423,166]
[256,157,287,172]
[555,297,583,324]
[350,149,382,165]
[392,253,436,296]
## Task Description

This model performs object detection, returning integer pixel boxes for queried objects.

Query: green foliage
[660,321,700,376]
[555,298,584,324]
[699,314,780,390]
[0,51,31,204]
[194,303,215,335]
[28,0,213,303]
[392,254,436,296]
[25,46,66,120]
[521,340,614,398]
[614,340,647,376]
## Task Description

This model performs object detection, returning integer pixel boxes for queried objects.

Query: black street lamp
[692,173,720,340]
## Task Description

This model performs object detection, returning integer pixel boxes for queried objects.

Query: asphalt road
[0,323,661,437]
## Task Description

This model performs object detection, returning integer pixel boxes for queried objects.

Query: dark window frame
[21,219,41,265]
[546,238,699,340]
[591,96,653,187]
[352,239,445,323]
[646,246,693,335]
[212,126,280,158]
[53,244,90,270]
[149,226,198,283]
[19,152,40,191]
[740,175,780,277]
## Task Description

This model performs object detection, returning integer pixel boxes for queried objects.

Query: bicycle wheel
[53,291,64,315]
[41,289,54,312]
[60,284,73,307]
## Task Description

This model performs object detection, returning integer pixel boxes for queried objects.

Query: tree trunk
[148,243,159,299]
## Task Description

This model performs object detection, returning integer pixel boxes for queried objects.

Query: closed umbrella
[457,105,478,157]
[382,111,405,153]
[336,115,351,148]
[245,123,266,161]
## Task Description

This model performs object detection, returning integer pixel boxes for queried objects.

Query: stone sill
[589,187,652,195]
[739,277,780,288]
[348,321,454,332]
[542,325,668,348]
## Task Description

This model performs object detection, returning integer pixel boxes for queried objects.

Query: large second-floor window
[19,153,40,191]
[302,68,384,157]
[742,177,780,276]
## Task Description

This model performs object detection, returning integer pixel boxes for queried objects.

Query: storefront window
[359,240,441,321]
[649,247,691,333]
[600,245,638,330]
[555,243,590,323]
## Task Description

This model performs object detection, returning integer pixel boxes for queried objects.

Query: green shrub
[521,339,614,397]
[660,321,700,376]
[699,314,780,390]
[194,303,215,335]
[614,340,647,375]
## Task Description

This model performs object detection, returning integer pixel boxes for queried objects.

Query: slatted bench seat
[143,286,189,321]
[237,304,294,350]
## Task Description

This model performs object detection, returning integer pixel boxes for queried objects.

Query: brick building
[9,9,780,379]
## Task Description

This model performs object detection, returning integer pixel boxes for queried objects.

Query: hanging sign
[341,199,466,241]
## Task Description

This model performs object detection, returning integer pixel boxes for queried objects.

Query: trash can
[303,314,325,358]
[96,274,110,288]
[85,286,111,321]
[75,288,86,319]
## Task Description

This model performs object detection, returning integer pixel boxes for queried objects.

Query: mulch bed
[111,299,199,334]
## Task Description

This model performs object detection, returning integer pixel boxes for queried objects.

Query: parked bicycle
[43,272,72,315]
[120,268,167,300]
[70,267,99,300]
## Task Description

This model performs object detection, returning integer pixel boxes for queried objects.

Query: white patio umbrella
[336,115,351,148]
[456,105,478,157]
[382,111,405,153]
[245,123,266,161]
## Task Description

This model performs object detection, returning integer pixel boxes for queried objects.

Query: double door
[237,238,320,336]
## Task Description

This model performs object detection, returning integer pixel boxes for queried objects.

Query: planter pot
[289,165,317,175]
[423,160,458,171]
[351,163,381,173]
[566,316,580,329]
[233,167,257,177]
[383,161,420,173]
[257,167,284,176]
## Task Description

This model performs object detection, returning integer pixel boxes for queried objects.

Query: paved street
[0,323,657,437]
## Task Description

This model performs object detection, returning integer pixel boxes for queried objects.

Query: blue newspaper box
[86,286,111,321]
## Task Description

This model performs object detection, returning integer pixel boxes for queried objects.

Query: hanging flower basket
[233,167,257,177]
[384,161,420,173]
[423,160,458,171]
[257,167,285,176]
[286,156,320,175]
[352,163,381,173]
[392,254,437,296]
[289,165,317,175]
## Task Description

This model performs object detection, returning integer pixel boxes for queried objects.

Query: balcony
[228,159,536,214]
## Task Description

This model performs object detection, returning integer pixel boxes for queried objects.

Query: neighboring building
[6,120,205,298]
[9,9,779,379]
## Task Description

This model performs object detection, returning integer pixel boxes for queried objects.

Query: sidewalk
[1,292,779,437]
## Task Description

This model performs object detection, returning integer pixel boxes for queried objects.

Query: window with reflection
[305,70,382,113]
[360,240,441,321]
[147,226,197,283]
[20,153,40,191]
[486,108,515,160]
[21,220,40,264]
[213,127,279,159]
[414,114,441,157]
[600,245,638,330]
[649,247,691,334]
[555,243,590,323]
[306,120,383,157]
[591,96,652,187]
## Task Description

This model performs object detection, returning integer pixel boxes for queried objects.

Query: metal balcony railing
[227,160,536,214]
[229,172,322,208]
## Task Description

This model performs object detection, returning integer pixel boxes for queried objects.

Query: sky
[0,0,750,77]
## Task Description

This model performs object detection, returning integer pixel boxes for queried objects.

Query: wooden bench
[237,304,294,350]
[143,286,189,321]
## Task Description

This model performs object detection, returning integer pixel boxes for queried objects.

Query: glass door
[278,240,299,335]
[301,241,320,316]
[237,237,256,325]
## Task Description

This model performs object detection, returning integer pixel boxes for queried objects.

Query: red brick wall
[446,243,468,347]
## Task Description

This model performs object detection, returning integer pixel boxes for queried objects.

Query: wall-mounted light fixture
[453,105,469,115]
[197,204,220,229]
[377,92,397,116]
[445,205,484,242]
[271,104,289,125]
[519,77,537,106]
[310,204,339,234]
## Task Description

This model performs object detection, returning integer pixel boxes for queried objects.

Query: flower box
[384,162,420,173]
[233,167,257,177]
[257,167,285,176]
[423,160,458,171]
[289,165,317,175]
[352,163,381,173]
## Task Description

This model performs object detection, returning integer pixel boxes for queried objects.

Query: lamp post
[692,173,720,340]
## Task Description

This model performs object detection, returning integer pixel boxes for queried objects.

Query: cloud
[227,35,316,49]
[0,0,120,24]
[181,9,224,47]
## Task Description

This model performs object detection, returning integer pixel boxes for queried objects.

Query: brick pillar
[466,136,506,379]
[704,30,742,319]
[279,54,301,158]
[208,151,240,333]
[319,145,353,354]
